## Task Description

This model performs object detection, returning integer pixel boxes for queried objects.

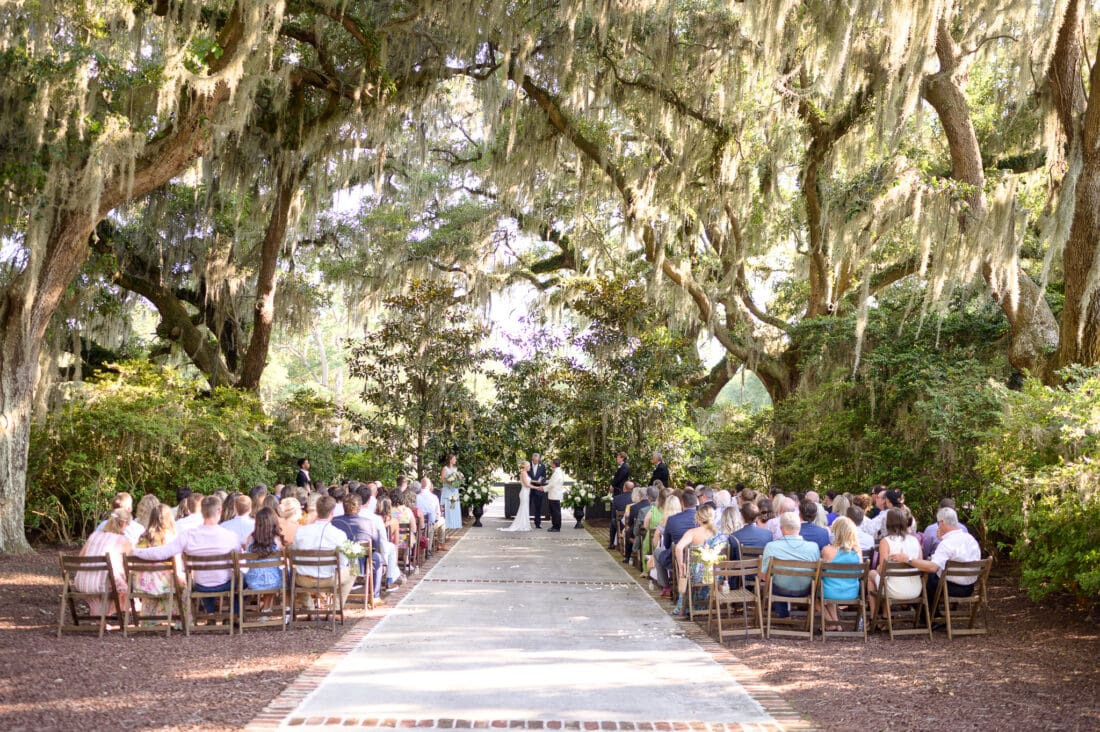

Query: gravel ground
[2,532,1098,732]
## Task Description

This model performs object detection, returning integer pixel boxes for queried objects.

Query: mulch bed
[0,534,460,732]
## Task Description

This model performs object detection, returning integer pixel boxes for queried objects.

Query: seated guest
[818,516,862,629]
[641,488,671,563]
[766,496,798,540]
[697,487,716,509]
[291,496,354,609]
[241,507,286,613]
[730,502,772,558]
[220,492,240,523]
[655,492,699,593]
[278,497,302,545]
[799,500,831,550]
[845,505,875,552]
[761,512,821,616]
[672,504,728,616]
[804,490,828,527]
[623,485,652,564]
[133,505,184,623]
[262,495,281,514]
[868,508,922,619]
[329,485,346,518]
[718,503,743,536]
[827,495,850,526]
[133,496,239,613]
[95,492,144,544]
[174,494,204,534]
[221,495,255,547]
[171,486,192,519]
[332,495,386,602]
[921,498,969,558]
[76,509,133,618]
[416,480,444,550]
[133,494,160,534]
[611,481,635,550]
[249,484,269,517]
[377,496,399,543]
[910,507,982,600]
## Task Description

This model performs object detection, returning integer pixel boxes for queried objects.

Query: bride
[499,461,533,532]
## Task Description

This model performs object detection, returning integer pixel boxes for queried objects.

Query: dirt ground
[2,537,1098,731]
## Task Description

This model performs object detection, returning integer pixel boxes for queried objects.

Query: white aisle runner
[278,498,778,729]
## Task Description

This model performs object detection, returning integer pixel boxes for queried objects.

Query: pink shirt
[133,523,240,586]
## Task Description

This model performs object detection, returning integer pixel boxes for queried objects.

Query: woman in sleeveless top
[868,508,923,619]
[672,504,728,616]
[500,462,533,532]
[819,516,863,629]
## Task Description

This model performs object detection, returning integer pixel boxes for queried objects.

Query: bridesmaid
[440,454,464,530]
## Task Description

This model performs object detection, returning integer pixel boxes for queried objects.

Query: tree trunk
[237,167,299,390]
[922,17,1059,377]
[1056,38,1100,369]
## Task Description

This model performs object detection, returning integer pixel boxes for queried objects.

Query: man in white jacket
[546,458,565,532]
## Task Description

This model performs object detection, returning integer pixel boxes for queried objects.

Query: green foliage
[26,362,274,542]
[977,369,1100,604]
[347,279,492,480]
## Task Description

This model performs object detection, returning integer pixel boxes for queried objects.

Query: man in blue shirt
[655,493,699,592]
[798,500,831,551]
[762,513,821,616]
[730,502,772,558]
[332,494,386,602]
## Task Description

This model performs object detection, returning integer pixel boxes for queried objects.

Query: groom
[528,453,548,528]
[546,458,565,531]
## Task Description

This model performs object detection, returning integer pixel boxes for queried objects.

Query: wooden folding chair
[57,554,123,637]
[182,551,237,635]
[931,558,993,639]
[236,552,288,631]
[288,548,346,631]
[818,560,870,641]
[709,559,764,642]
[872,561,931,640]
[397,522,418,573]
[122,556,184,637]
[347,541,376,610]
[685,541,728,621]
[764,559,820,639]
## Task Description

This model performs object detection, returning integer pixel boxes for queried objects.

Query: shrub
[977,368,1100,605]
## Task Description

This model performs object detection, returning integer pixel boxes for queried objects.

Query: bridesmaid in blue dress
[440,454,464,530]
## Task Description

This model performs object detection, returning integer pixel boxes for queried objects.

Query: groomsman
[610,452,631,495]
[650,451,670,487]
[528,453,548,529]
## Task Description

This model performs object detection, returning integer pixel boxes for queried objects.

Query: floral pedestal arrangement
[562,482,598,529]
[459,479,495,529]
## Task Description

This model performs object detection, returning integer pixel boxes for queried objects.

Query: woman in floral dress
[134,504,184,623]
[672,505,728,616]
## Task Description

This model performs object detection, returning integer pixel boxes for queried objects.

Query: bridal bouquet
[337,540,367,577]
[459,479,495,508]
[562,482,597,510]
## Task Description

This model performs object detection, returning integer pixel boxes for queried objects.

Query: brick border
[582,524,815,731]
[245,527,469,731]
[275,719,798,730]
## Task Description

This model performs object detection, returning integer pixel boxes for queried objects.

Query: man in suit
[610,452,630,495]
[623,485,653,564]
[798,500,831,550]
[296,457,312,489]
[545,458,565,532]
[528,453,548,528]
[655,492,699,593]
[650,451,670,488]
[611,481,635,550]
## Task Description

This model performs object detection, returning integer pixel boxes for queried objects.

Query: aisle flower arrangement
[459,478,495,508]
[562,482,598,510]
[338,539,367,576]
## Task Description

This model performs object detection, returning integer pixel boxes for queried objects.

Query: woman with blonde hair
[819,516,863,629]
[672,504,728,616]
[278,497,302,544]
[133,494,160,531]
[134,505,184,623]
[75,509,133,618]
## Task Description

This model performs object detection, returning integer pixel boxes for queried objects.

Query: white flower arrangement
[338,540,368,577]
[563,482,597,510]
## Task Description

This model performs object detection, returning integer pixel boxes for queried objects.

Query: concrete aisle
[266,500,791,731]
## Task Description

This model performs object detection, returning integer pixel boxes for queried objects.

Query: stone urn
[472,504,484,527]
[573,505,585,529]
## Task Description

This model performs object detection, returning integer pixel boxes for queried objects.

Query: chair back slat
[713,559,760,579]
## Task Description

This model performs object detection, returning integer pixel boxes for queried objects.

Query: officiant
[527,453,548,529]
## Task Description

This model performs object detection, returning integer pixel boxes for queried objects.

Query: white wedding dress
[499,472,532,532]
